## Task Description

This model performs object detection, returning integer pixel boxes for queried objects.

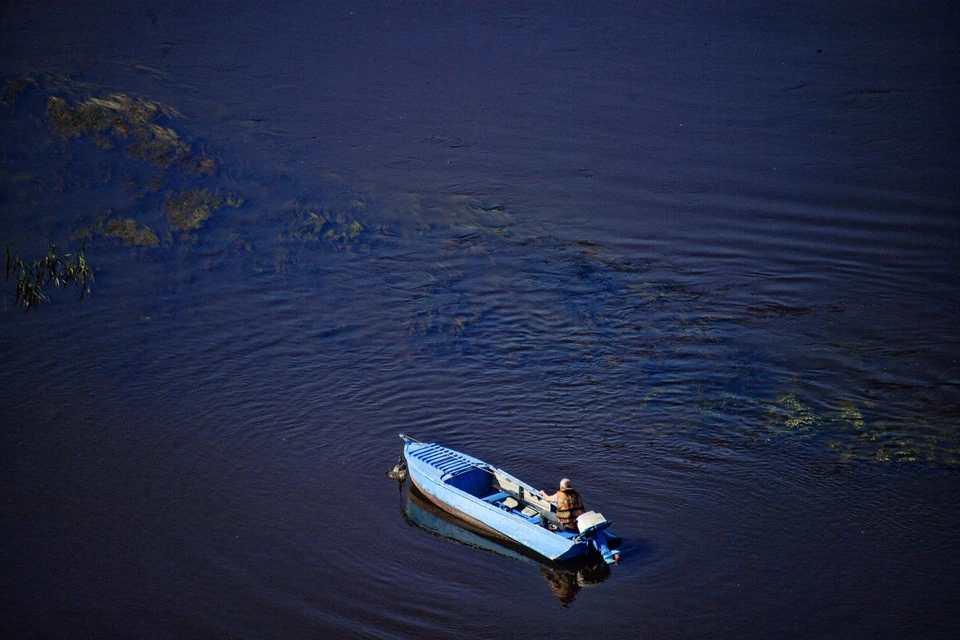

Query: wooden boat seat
[497,497,541,521]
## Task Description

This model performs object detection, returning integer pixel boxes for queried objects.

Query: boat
[400,434,621,564]
[404,485,611,606]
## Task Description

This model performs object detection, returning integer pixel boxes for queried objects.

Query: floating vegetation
[47,94,156,136]
[572,240,652,276]
[327,219,364,243]
[163,187,242,231]
[3,72,236,247]
[5,244,93,311]
[768,393,821,434]
[46,93,196,169]
[761,393,959,467]
[27,78,224,180]
[407,308,478,341]
[287,205,365,245]
[182,155,217,176]
[0,76,35,106]
[127,124,190,168]
[100,218,159,247]
[835,405,865,430]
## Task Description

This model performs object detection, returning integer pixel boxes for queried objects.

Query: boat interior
[409,441,571,535]
[444,465,569,534]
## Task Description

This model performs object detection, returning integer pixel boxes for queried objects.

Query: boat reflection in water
[404,486,610,606]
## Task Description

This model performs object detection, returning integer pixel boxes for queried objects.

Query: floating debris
[386,454,408,483]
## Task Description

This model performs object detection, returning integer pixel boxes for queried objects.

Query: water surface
[1,2,958,638]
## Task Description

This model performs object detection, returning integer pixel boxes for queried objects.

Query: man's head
[560,478,571,489]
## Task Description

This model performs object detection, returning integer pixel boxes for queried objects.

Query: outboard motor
[576,511,619,564]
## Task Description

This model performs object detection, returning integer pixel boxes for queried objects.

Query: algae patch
[46,93,195,169]
[1,72,246,310]
[286,205,365,245]
[163,188,242,231]
[1,76,35,106]
[100,218,159,247]
[768,393,821,434]
[762,393,958,467]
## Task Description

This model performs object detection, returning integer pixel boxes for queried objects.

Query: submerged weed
[163,187,241,231]
[5,244,93,311]
[128,124,190,168]
[0,76,36,106]
[288,206,363,245]
[164,188,220,230]
[768,393,821,433]
[181,155,218,176]
[760,393,959,467]
[45,92,212,170]
[102,218,159,247]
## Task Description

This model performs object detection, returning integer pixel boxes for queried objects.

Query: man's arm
[539,489,559,502]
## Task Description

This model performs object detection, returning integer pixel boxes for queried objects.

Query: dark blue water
[1,2,958,638]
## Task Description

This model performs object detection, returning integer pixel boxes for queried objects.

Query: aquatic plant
[44,92,216,171]
[326,219,364,243]
[759,393,959,467]
[163,188,220,230]
[5,244,93,311]
[182,155,218,176]
[101,218,159,247]
[0,76,35,106]
[768,393,821,434]
[287,206,364,245]
[2,71,248,314]
[127,124,190,168]
[163,188,241,231]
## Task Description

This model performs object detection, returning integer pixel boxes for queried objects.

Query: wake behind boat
[400,434,621,564]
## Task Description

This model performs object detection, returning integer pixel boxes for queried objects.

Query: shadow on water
[401,484,611,607]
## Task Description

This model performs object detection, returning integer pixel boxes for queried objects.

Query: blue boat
[400,434,621,564]
[404,485,612,606]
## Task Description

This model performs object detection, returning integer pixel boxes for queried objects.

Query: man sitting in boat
[539,479,585,531]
